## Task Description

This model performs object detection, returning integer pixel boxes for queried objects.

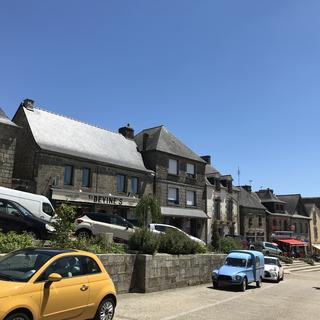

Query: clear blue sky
[1,1,319,196]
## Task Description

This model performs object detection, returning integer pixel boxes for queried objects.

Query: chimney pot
[22,99,34,110]
[242,185,252,193]
[118,124,134,139]
[201,155,211,164]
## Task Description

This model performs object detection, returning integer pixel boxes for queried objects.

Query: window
[273,219,277,227]
[258,216,262,227]
[247,259,253,268]
[155,225,167,233]
[116,174,126,193]
[81,256,101,274]
[7,203,20,216]
[186,163,195,178]
[42,203,54,216]
[82,168,91,187]
[168,188,179,204]
[249,217,253,227]
[64,165,74,185]
[227,200,233,221]
[186,191,196,206]
[0,201,5,214]
[168,159,178,175]
[214,199,221,220]
[131,177,139,194]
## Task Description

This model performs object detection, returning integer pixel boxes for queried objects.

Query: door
[245,258,255,283]
[37,256,89,320]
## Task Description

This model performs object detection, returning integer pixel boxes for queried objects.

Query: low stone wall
[98,253,226,294]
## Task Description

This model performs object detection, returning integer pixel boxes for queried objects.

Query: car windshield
[265,258,278,265]
[0,250,53,282]
[225,257,247,267]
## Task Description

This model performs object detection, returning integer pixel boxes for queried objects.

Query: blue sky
[1,1,319,196]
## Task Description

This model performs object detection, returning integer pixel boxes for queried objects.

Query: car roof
[264,256,278,260]
[15,248,77,256]
[228,250,265,259]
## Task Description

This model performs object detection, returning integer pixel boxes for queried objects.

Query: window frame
[168,187,179,205]
[82,167,91,188]
[116,174,126,193]
[186,163,196,178]
[186,190,196,207]
[131,177,139,194]
[168,159,178,175]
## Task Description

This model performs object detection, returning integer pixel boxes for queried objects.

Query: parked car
[263,256,284,282]
[212,250,265,291]
[148,223,205,245]
[0,248,117,320]
[75,212,135,242]
[0,198,55,239]
[0,186,55,222]
[250,241,283,256]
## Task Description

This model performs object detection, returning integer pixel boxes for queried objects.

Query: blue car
[212,250,265,291]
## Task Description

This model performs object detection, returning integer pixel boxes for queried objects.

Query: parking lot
[115,271,320,320]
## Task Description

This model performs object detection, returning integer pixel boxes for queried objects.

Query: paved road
[115,271,320,320]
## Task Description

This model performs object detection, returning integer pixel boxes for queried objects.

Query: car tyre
[280,273,284,281]
[5,312,30,320]
[240,277,247,292]
[213,281,219,289]
[256,277,262,288]
[94,297,115,320]
[276,274,280,283]
[76,229,92,239]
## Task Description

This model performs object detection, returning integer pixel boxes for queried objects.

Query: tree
[134,195,162,227]
[211,220,220,250]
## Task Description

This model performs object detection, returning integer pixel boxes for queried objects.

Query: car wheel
[240,277,247,292]
[94,297,115,320]
[256,277,262,288]
[213,281,219,289]
[76,229,92,239]
[5,312,30,320]
[281,273,284,281]
[276,274,280,283]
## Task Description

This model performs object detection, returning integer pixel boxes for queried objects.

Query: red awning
[277,239,307,246]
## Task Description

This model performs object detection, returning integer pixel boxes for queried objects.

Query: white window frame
[168,159,178,175]
[168,187,179,204]
[186,163,195,178]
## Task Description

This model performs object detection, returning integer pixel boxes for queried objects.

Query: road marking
[160,283,282,320]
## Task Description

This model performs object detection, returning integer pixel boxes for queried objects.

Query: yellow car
[0,248,117,320]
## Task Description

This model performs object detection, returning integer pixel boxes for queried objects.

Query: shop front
[51,188,140,223]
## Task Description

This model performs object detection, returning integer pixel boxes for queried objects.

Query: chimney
[22,99,34,111]
[142,133,149,151]
[201,155,211,164]
[242,185,252,193]
[118,124,134,139]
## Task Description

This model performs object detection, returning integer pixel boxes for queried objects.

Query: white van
[0,186,55,221]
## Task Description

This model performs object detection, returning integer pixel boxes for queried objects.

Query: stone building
[204,156,240,241]
[302,200,320,251]
[0,107,19,188]
[239,186,267,243]
[12,99,153,221]
[135,126,208,241]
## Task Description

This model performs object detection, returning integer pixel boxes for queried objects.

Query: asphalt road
[115,271,320,320]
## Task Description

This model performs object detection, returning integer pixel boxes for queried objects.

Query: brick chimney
[118,124,134,139]
[22,99,34,111]
[201,155,211,164]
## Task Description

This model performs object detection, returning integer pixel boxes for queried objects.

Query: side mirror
[47,273,62,283]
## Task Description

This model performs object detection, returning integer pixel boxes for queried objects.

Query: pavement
[115,270,320,320]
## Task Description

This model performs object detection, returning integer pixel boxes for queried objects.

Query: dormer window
[168,159,178,175]
[186,163,195,178]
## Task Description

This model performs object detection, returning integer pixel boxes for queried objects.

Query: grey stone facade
[0,108,18,188]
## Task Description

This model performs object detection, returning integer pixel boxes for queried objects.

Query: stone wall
[97,253,226,294]
[0,125,17,188]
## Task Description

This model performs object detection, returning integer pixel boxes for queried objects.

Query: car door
[36,255,90,320]
[0,200,9,232]
[246,258,255,283]
[0,200,26,233]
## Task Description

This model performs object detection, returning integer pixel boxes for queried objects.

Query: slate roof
[205,164,220,177]
[239,187,266,210]
[277,194,308,216]
[135,125,206,163]
[20,106,150,172]
[256,189,285,203]
[0,107,18,127]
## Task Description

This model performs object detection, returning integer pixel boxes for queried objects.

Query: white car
[148,223,205,245]
[75,212,135,242]
[263,256,284,282]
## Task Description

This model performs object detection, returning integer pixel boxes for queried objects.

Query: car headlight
[45,224,55,232]
[212,272,218,278]
[235,275,242,281]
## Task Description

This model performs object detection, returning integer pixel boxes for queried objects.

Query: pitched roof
[0,107,18,127]
[277,194,307,216]
[239,187,266,210]
[135,125,206,163]
[20,106,150,172]
[205,164,221,177]
[256,189,285,203]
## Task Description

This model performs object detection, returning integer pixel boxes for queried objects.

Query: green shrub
[128,228,159,254]
[303,257,315,266]
[218,237,242,254]
[158,230,205,255]
[0,232,37,253]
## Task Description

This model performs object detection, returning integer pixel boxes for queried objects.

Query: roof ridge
[138,124,164,133]
[33,107,122,137]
